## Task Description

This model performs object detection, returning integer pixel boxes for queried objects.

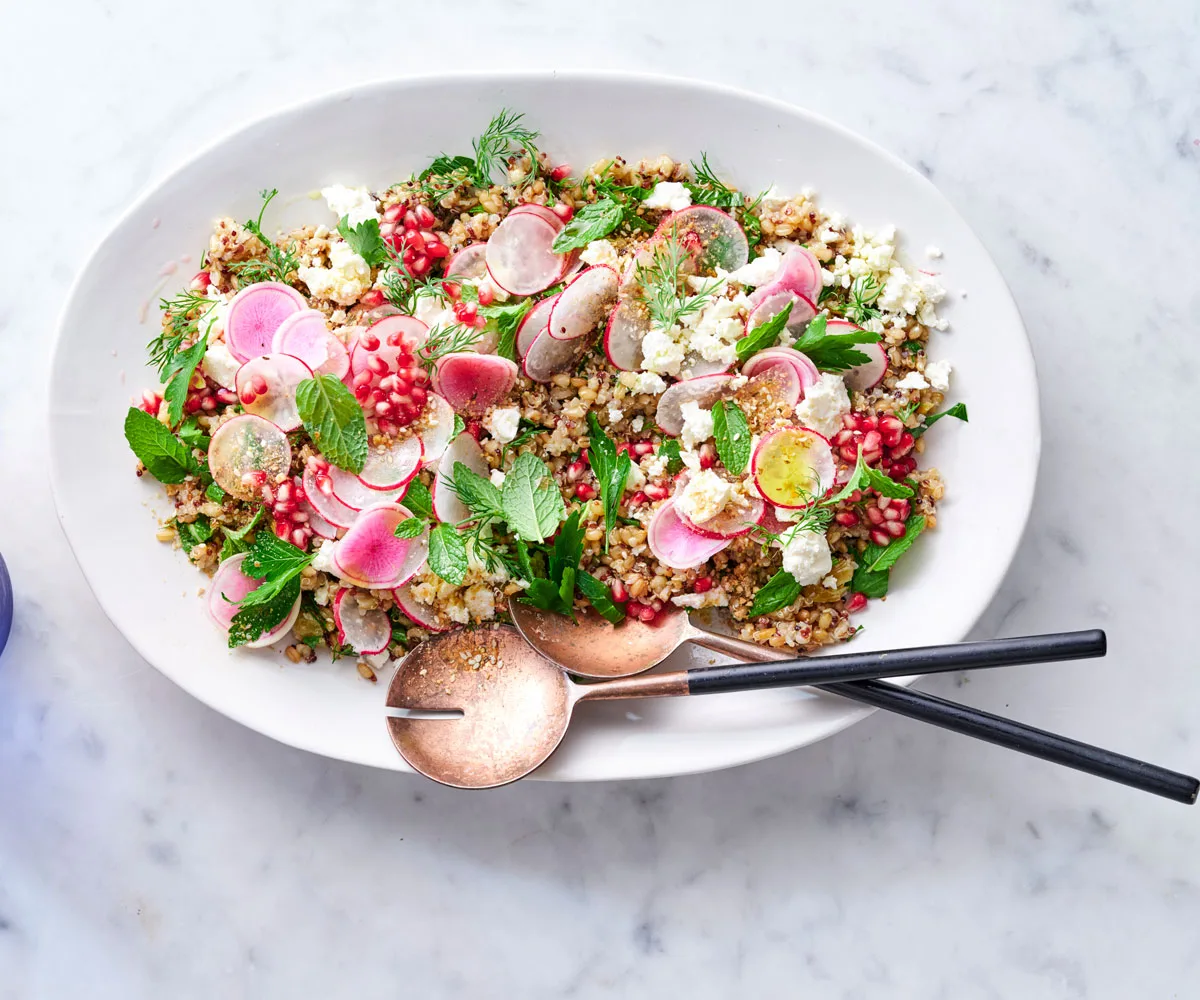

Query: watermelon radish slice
[224,282,306,363]
[301,500,338,540]
[741,349,820,402]
[332,503,421,589]
[349,315,429,374]
[416,392,456,466]
[209,414,292,500]
[654,206,749,274]
[303,460,359,529]
[748,247,824,308]
[509,203,565,232]
[603,297,652,371]
[522,327,588,383]
[208,553,301,647]
[485,214,562,296]
[433,432,488,523]
[234,353,312,432]
[393,582,450,632]
[655,374,734,436]
[433,353,519,416]
[516,295,556,359]
[830,319,888,391]
[752,427,836,508]
[272,308,350,380]
[747,289,817,334]
[328,467,405,511]
[679,495,765,539]
[359,434,423,490]
[547,265,619,341]
[332,588,391,655]
[647,499,732,570]
[444,243,489,281]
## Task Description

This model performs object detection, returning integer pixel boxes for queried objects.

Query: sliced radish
[558,249,585,282]
[522,327,588,383]
[547,265,619,341]
[444,243,489,281]
[647,499,732,570]
[830,319,888,391]
[328,466,405,511]
[416,392,456,466]
[303,460,359,529]
[395,524,429,587]
[271,309,350,380]
[349,315,429,374]
[332,502,421,589]
[485,214,561,296]
[748,246,824,308]
[516,295,556,359]
[655,374,734,436]
[224,282,305,363]
[432,432,488,523]
[752,427,836,508]
[393,582,450,632]
[359,434,423,490]
[208,553,301,647]
[234,353,312,432]
[603,297,652,371]
[332,588,391,655]
[433,353,519,416]
[747,289,817,333]
[655,206,749,274]
[758,504,796,537]
[209,414,291,500]
[741,349,820,403]
[679,496,765,539]
[301,500,338,540]
[680,354,737,379]
[509,203,565,232]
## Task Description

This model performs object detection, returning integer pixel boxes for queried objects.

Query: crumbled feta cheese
[672,589,730,610]
[619,370,668,396]
[321,184,379,227]
[484,406,521,443]
[678,401,715,450]
[895,371,930,391]
[463,584,496,621]
[679,447,702,473]
[642,181,693,211]
[580,239,619,270]
[490,469,507,488]
[679,292,752,368]
[298,240,372,305]
[642,453,667,479]
[822,574,839,589]
[201,340,240,390]
[793,373,850,439]
[878,266,948,330]
[608,404,623,424]
[780,528,833,586]
[445,601,470,625]
[925,245,943,260]
[631,415,645,433]
[640,326,687,377]
[415,294,458,331]
[364,649,390,669]
[924,359,952,392]
[311,539,340,575]
[675,469,734,524]
[726,248,782,288]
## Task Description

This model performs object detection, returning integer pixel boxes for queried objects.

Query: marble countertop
[3,2,1199,997]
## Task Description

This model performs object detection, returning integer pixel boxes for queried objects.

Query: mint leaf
[176,515,214,549]
[228,575,301,648]
[452,414,466,440]
[735,300,792,362]
[162,333,208,427]
[586,412,631,544]
[237,531,314,609]
[522,577,572,616]
[912,402,968,439]
[336,216,390,268]
[793,314,881,372]
[295,374,368,474]
[178,415,210,451]
[428,522,469,585]
[501,452,566,543]
[849,562,891,599]
[865,466,916,499]
[479,298,533,362]
[218,508,262,562]
[861,516,926,573]
[549,510,585,585]
[576,570,626,624]
[393,518,425,539]
[748,568,803,617]
[124,406,197,484]
[451,462,505,520]
[550,198,624,253]
[657,438,684,475]
[205,481,226,503]
[711,400,751,475]
[401,479,433,520]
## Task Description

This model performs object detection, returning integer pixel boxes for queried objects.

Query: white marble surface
[3,1,1199,996]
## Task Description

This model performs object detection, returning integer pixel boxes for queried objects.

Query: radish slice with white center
[647,499,732,570]
[224,282,306,363]
[328,467,405,511]
[272,309,350,380]
[432,432,488,523]
[416,392,456,466]
[680,353,736,379]
[434,353,519,416]
[393,582,450,632]
[516,295,556,359]
[741,349,819,402]
[559,249,584,282]
[349,315,429,374]
[359,434,423,490]
[209,414,292,500]
[654,374,734,436]
[831,320,888,391]
[509,203,565,232]
[748,246,824,308]
[208,553,301,647]
[752,427,836,508]
[547,265,619,341]
[332,588,391,655]
[301,500,338,540]
[332,503,420,589]
[234,353,312,432]
[603,297,652,371]
[677,488,765,539]
[303,460,359,529]
[654,206,749,274]
[522,326,588,383]
[485,214,562,296]
[747,289,817,333]
[444,243,489,281]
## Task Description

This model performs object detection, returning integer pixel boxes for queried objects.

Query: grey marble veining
[2,1,1199,997]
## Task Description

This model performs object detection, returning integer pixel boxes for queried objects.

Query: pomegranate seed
[644,483,669,501]
[411,386,427,405]
[842,414,858,430]
[870,529,892,547]
[884,519,906,538]
[865,505,885,526]
[610,579,628,603]
[629,491,649,506]
[616,442,633,457]
[190,270,212,291]
[368,355,388,376]
[862,430,882,452]
[414,205,437,229]
[444,282,461,300]
[403,210,419,230]
[833,429,855,446]
[574,482,597,501]
[834,511,860,526]
[699,443,717,469]
[882,506,901,522]
[552,203,574,222]
[477,284,495,307]
[359,289,385,309]
[567,458,588,482]
[549,163,572,181]
[239,388,257,405]
[184,395,203,414]
[200,396,216,411]
[411,256,430,275]
[382,204,405,224]
[846,592,868,613]
[692,577,713,593]
[215,388,238,405]
[891,433,915,458]
[857,415,878,432]
[425,239,449,259]
[361,333,380,351]
[894,500,911,520]
[465,420,482,441]
[839,444,859,463]
[633,441,655,457]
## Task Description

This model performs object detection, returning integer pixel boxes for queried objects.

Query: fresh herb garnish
[336,216,390,268]
[501,452,568,544]
[912,402,968,439]
[635,228,722,331]
[451,461,505,520]
[161,331,208,427]
[228,576,301,649]
[711,400,751,475]
[180,416,211,452]
[586,412,632,546]
[685,153,740,210]
[427,522,469,586]
[393,518,425,539]
[236,530,316,610]
[401,479,433,520]
[471,109,540,188]
[657,438,684,475]
[175,515,214,550]
[418,323,486,368]
[501,419,541,462]
[415,154,475,202]
[550,197,624,253]
[458,285,533,361]
[844,274,882,326]
[294,374,368,474]
[575,570,626,624]
[123,407,199,484]
[149,289,214,379]
[204,481,226,504]
[518,512,626,624]
[747,569,804,617]
[849,516,927,598]
[451,414,466,441]
[218,508,263,562]
[735,301,792,362]
[231,188,301,288]
[792,314,882,372]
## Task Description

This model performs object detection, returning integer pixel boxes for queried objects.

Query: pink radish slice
[208,554,301,647]
[509,203,565,232]
[433,353,519,417]
[655,374,734,436]
[741,349,819,402]
[359,434,423,490]
[757,504,796,537]
[332,503,420,588]
[433,432,488,523]
[416,392,456,466]
[209,414,292,500]
[234,353,312,432]
[547,265,619,341]
[559,250,584,281]
[647,499,732,570]
[349,315,429,374]
[752,427,837,508]
[830,320,888,391]
[328,467,405,511]
[654,206,749,274]
[603,297,652,371]
[332,588,391,655]
[395,522,430,586]
[679,495,766,540]
[522,326,588,383]
[272,309,350,380]
[747,289,817,333]
[301,500,338,540]
[485,214,562,296]
[748,247,824,308]
[516,295,556,359]
[303,461,359,529]
[680,353,736,379]
[393,582,449,632]
[224,282,306,363]
[444,243,489,280]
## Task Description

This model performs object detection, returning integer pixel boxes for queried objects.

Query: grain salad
[123,110,966,681]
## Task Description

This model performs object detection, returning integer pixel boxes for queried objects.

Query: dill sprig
[418,323,486,368]
[844,273,883,325]
[380,251,449,315]
[231,188,301,288]
[687,153,766,248]
[634,228,723,330]
[149,289,214,378]
[471,109,540,188]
